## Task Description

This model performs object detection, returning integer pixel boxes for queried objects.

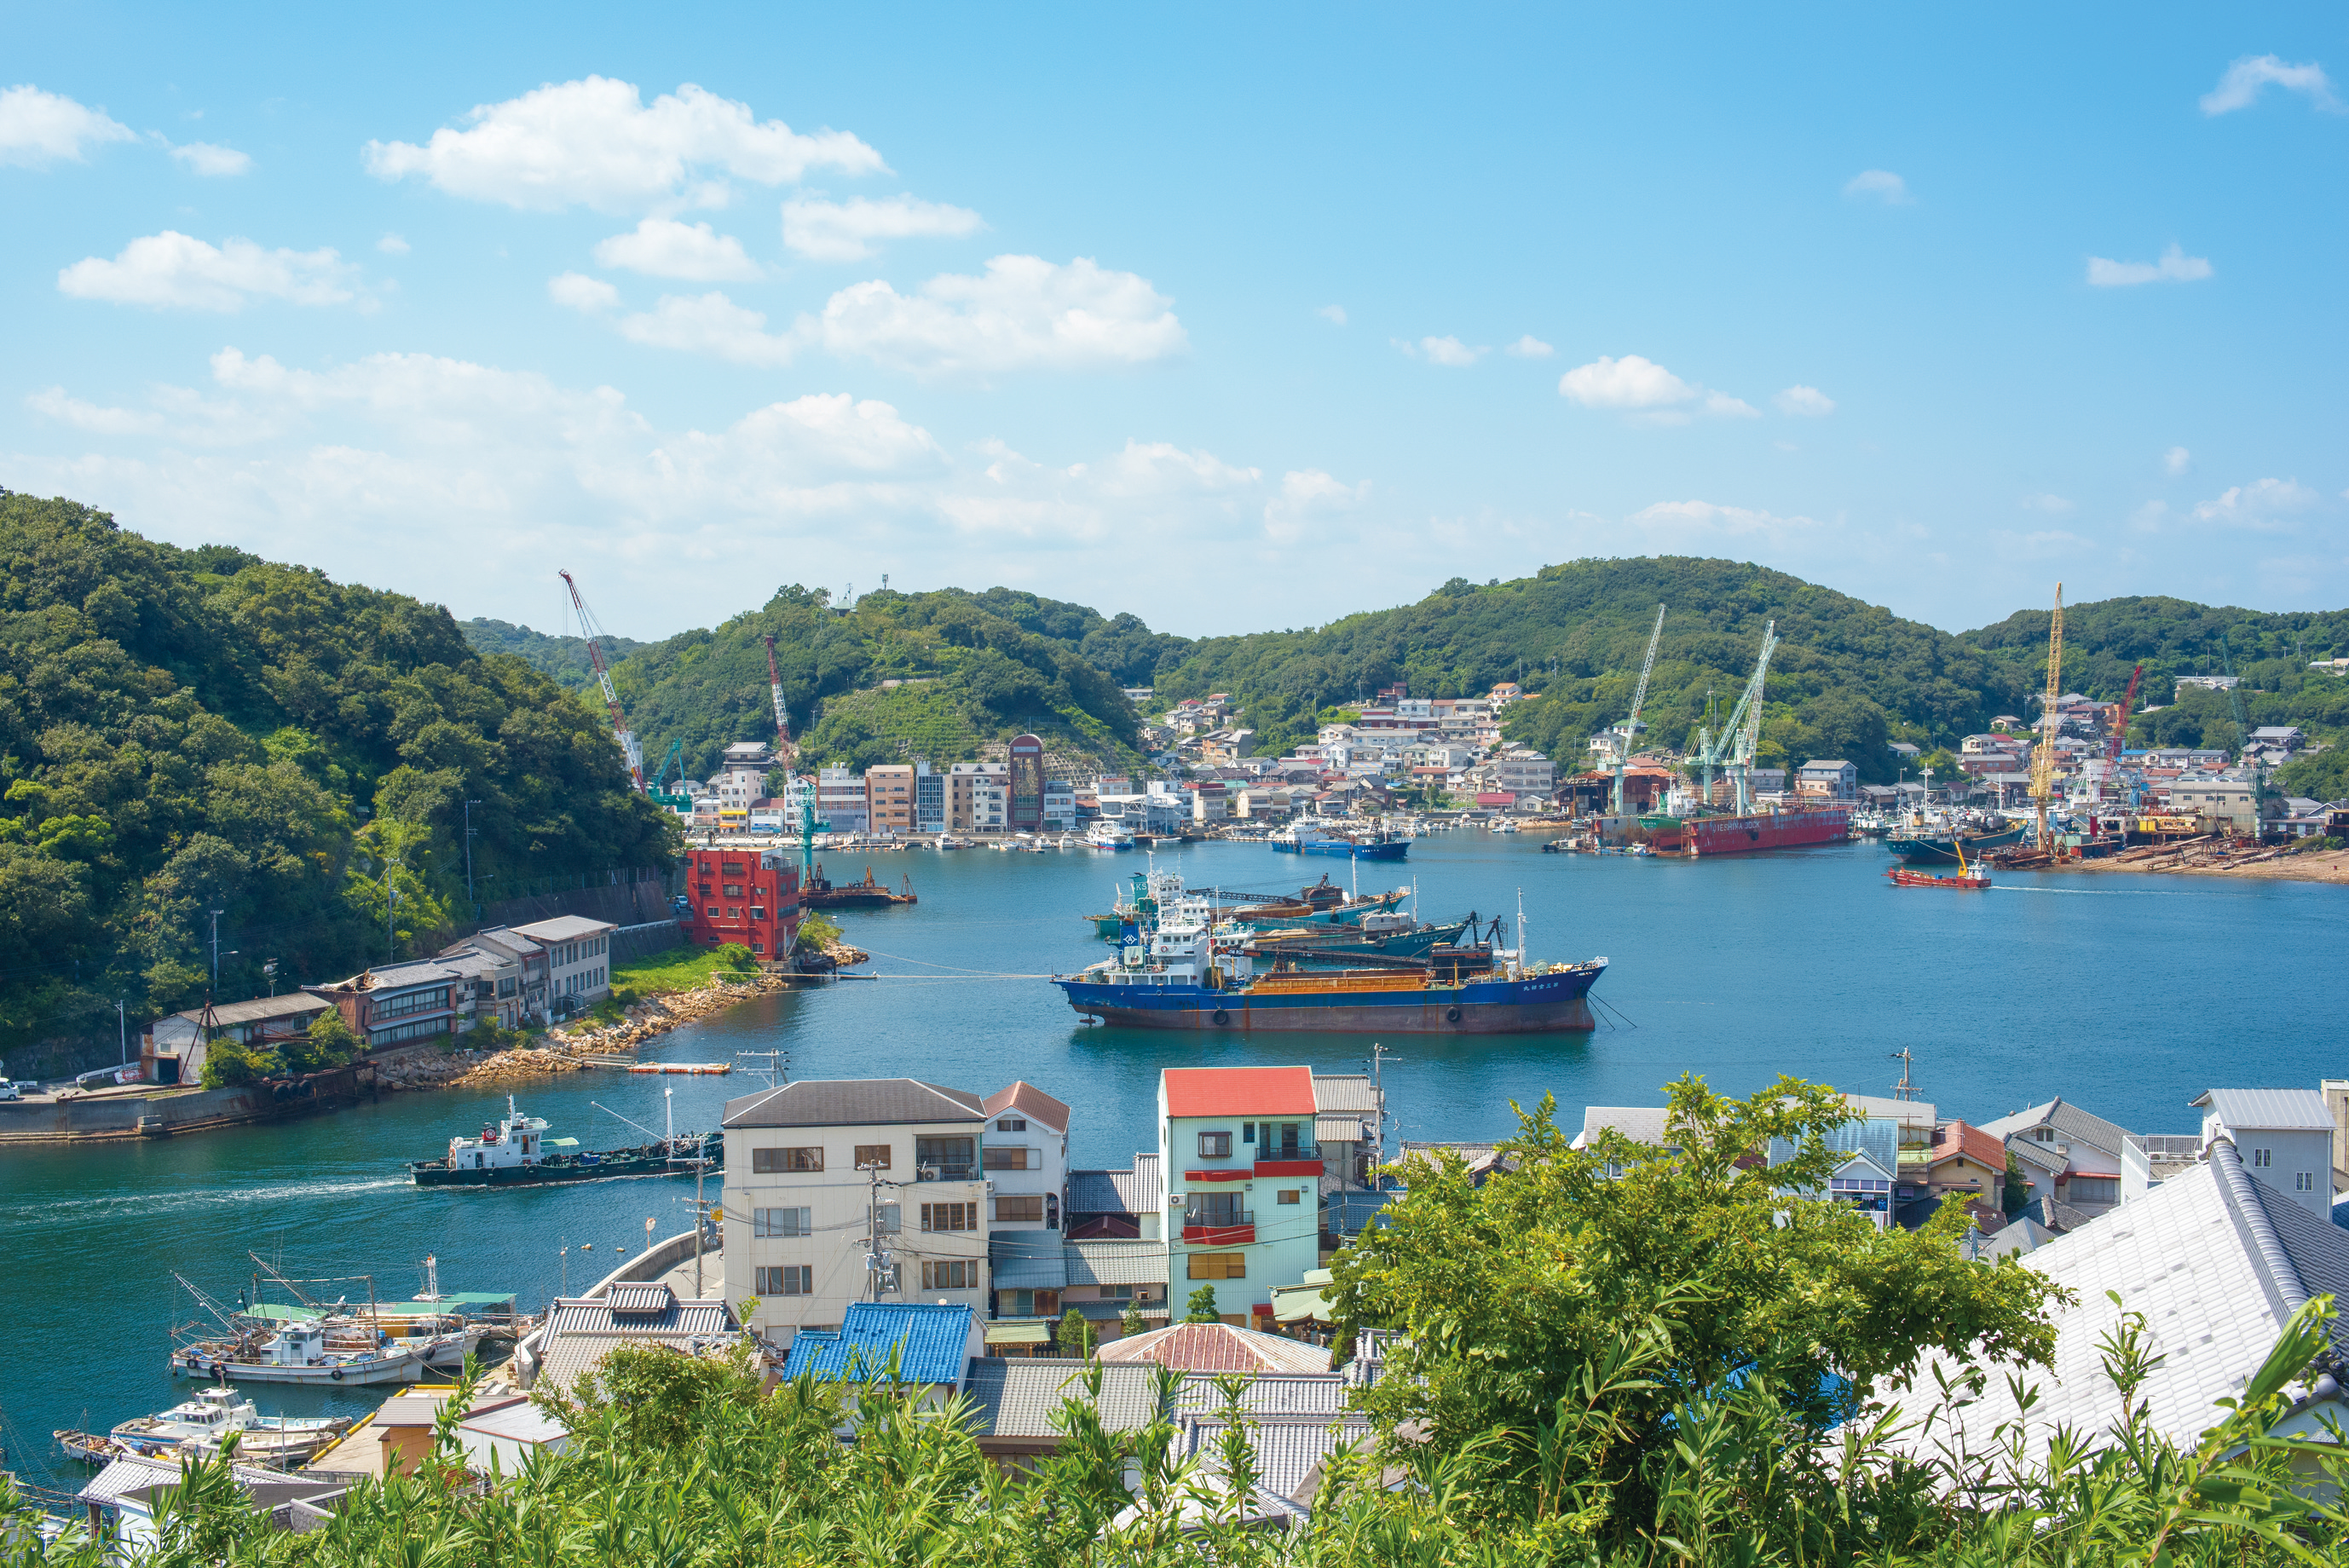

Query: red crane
[559,569,645,790]
[2102,662,2143,804]
[761,633,794,765]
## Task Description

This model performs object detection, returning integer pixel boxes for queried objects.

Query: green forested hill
[459,617,642,693]
[0,493,672,1052]
[611,585,1146,781]
[1151,562,2027,782]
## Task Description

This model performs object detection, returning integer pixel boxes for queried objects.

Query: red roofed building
[1158,1066,1327,1330]
[1094,1321,1332,1375]
[1928,1120,2013,1231]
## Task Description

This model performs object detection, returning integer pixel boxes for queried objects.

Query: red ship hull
[1679,806,1852,856]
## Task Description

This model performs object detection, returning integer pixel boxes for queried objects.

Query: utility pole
[208,909,225,991]
[387,886,400,962]
[866,1159,884,1303]
[463,798,481,907]
[118,997,126,1066]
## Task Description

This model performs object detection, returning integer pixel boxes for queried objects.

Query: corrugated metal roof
[779,1301,973,1385]
[607,1283,676,1317]
[511,914,618,942]
[1173,1371,1349,1416]
[990,1233,1070,1288]
[1131,1152,1164,1213]
[543,1295,731,1338]
[1180,1415,1375,1511]
[1065,1240,1169,1286]
[1315,1115,1373,1143]
[1164,1066,1316,1118]
[964,1357,1162,1438]
[1096,1323,1331,1375]
[170,994,329,1028]
[2193,1088,2335,1133]
[724,1078,986,1129]
[535,1329,734,1396]
[983,1320,1053,1345]
[1311,1075,1380,1114]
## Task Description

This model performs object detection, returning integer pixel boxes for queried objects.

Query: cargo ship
[1884,821,2024,864]
[1057,890,1604,1034]
[1621,803,1852,856]
[1271,820,1411,860]
[407,1097,721,1186]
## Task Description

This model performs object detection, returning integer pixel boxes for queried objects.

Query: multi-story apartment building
[817,767,869,834]
[865,764,916,835]
[682,845,804,962]
[915,765,945,833]
[948,763,1008,832]
[510,916,617,1015]
[308,960,462,1050]
[983,1082,1070,1234]
[723,1078,992,1346]
[1157,1066,1326,1330]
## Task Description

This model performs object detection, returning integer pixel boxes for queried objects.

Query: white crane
[1612,604,1666,816]
[559,569,644,790]
[1695,620,1777,812]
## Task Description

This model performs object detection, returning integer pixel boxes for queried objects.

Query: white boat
[107,1386,349,1463]
[171,1319,455,1386]
[1086,821,1136,850]
[932,833,972,850]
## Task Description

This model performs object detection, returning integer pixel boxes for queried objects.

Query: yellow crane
[2028,583,2064,850]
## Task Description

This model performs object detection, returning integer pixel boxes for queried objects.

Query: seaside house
[778,1301,986,1413]
[2193,1088,2337,1216]
[722,1078,992,1346]
[1979,1098,2131,1223]
[962,1357,1163,1467]
[1795,759,1858,799]
[306,960,462,1052]
[982,1081,1074,1335]
[507,916,616,1017]
[140,993,332,1085]
[447,926,551,1023]
[522,1283,738,1396]
[1160,1066,1329,1329]
[1925,1121,2012,1228]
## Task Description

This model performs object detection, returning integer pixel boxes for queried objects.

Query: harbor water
[2,829,2340,1484]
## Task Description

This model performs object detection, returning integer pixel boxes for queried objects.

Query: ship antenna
[1515,886,1527,979]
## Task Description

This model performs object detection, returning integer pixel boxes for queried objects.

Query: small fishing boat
[409,1096,720,1186]
[71,1386,350,1465]
[1885,837,1991,890]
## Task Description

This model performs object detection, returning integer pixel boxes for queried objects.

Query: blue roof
[779,1302,973,1385]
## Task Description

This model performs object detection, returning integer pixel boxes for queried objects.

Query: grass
[610,943,753,998]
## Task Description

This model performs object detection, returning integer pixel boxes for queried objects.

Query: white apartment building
[984,1081,1071,1233]
[723,1078,991,1346]
[1042,781,1077,832]
[2194,1089,2336,1216]
[508,916,616,1016]
[817,768,869,834]
[949,763,1009,832]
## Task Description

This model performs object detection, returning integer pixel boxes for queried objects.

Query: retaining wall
[0,1064,371,1144]
[610,919,686,966]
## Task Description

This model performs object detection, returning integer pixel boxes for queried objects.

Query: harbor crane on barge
[1695,620,1778,812]
[1610,604,1666,815]
[559,569,646,791]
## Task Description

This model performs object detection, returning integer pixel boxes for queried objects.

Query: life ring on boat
[329,1367,344,1381]
[1446,1007,1463,1023]
[1210,1009,1231,1026]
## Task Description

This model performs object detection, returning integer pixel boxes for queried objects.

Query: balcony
[1254,1155,1321,1178]
[1181,1209,1255,1246]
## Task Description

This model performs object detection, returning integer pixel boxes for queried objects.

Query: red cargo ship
[1639,804,1852,856]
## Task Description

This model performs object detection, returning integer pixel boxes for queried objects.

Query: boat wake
[0,1177,409,1233]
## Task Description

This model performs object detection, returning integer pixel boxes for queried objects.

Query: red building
[684,846,804,960]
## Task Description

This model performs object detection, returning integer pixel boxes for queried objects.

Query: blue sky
[4,5,2345,641]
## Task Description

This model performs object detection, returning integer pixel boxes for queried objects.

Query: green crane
[1696,620,1778,813]
[1611,605,1666,816]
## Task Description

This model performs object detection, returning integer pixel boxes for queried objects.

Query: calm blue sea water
[2,830,2340,1485]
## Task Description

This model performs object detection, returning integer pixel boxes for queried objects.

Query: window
[1004,1288,1059,1317]
[983,1146,1032,1171]
[727,908,742,919]
[1277,1189,1301,1205]
[1186,1252,1246,1280]
[752,1147,823,1173]
[1274,1122,1302,1156]
[916,1136,976,1177]
[497,977,517,997]
[722,862,743,874]
[750,907,765,920]
[876,1203,901,1235]
[996,1196,1044,1223]
[2299,1172,2317,1193]
[754,1265,812,1296]
[724,884,744,898]
[1097,1284,1137,1301]
[922,1260,978,1290]
[753,1206,811,1237]
[706,905,718,918]
[373,986,452,1021]
[921,1202,977,1231]
[1198,1131,1232,1158]
[854,1144,892,1170]
[997,1116,1027,1133]
[369,1017,450,1046]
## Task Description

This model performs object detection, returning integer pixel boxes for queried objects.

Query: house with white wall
[1159,1066,1327,1330]
[2194,1088,2337,1217]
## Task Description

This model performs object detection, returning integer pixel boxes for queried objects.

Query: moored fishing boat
[78,1386,350,1465]
[407,1096,720,1187]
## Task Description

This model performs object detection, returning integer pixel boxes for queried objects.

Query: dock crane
[760,634,795,766]
[1697,620,1778,811]
[1611,604,1666,816]
[559,569,645,791]
[2028,583,2064,850]
[2100,662,2143,805]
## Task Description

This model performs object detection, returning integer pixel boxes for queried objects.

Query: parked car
[0,1081,18,1101]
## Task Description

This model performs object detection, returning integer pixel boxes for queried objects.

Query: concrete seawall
[0,1064,372,1145]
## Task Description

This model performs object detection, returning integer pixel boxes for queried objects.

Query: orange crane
[2027,584,2064,850]
[559,569,645,790]
[2101,662,2143,802]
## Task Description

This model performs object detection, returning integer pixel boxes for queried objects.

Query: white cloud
[2163,446,2190,477]
[378,233,412,256]
[26,387,163,435]
[1503,335,1554,359]
[781,194,982,262]
[2020,493,2075,515]
[0,84,136,167]
[1560,354,1696,408]
[804,255,1186,376]
[2190,476,2318,530]
[362,77,885,213]
[1773,384,1835,417]
[26,381,274,446]
[57,232,362,312]
[618,291,798,367]
[1410,335,1485,367]
[547,271,620,313]
[2086,244,2213,287]
[168,141,251,176]
[1843,169,1912,205]
[1702,392,1759,418]
[593,217,762,280]
[2200,55,2340,115]
[1317,304,1347,326]
[1264,469,1368,542]
[1625,499,1831,549]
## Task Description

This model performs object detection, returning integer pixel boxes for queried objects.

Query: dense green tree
[1185,1284,1221,1323]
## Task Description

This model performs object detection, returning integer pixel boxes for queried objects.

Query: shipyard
[9,10,2349,1561]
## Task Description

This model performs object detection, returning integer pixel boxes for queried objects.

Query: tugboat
[407,1096,721,1186]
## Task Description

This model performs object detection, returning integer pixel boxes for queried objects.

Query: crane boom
[2102,662,2143,803]
[2028,583,2064,849]
[559,570,646,790]
[1717,620,1778,812]
[761,634,795,766]
[1612,604,1666,815]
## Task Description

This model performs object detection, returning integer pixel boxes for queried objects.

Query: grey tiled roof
[1066,1240,1169,1286]
[1576,1106,1670,1147]
[1887,1139,2349,1471]
[2192,1088,2335,1133]
[1312,1075,1381,1114]
[1069,1169,1135,1213]
[723,1078,984,1128]
[1172,1371,1351,1418]
[1967,1216,2055,1260]
[1980,1098,2133,1159]
[963,1357,1162,1439]
[1180,1415,1376,1513]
